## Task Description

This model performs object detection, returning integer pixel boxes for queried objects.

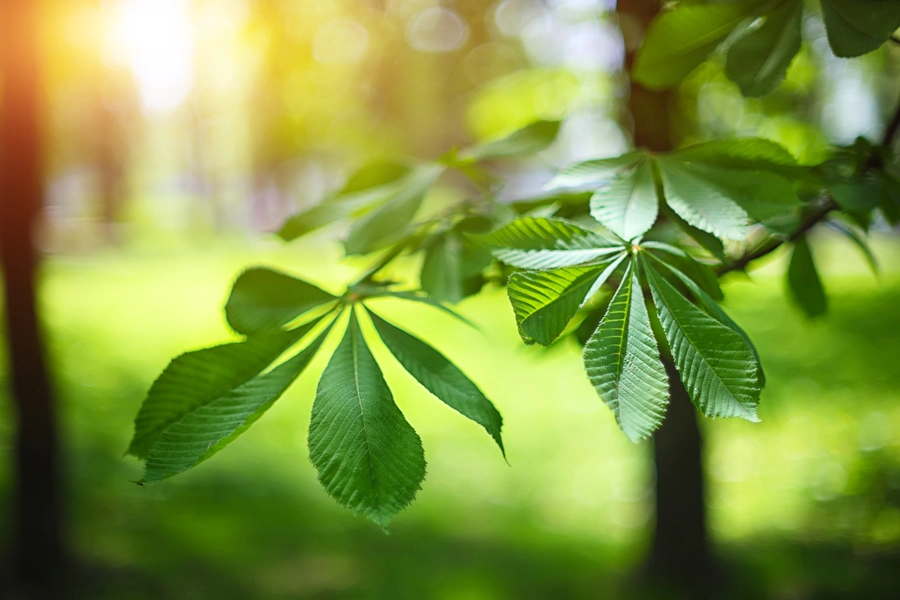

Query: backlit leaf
[590,159,660,241]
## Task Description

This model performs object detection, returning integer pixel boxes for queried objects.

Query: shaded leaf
[672,137,801,177]
[642,241,723,301]
[646,262,760,421]
[583,263,670,442]
[660,203,728,261]
[308,310,426,527]
[590,160,660,241]
[367,309,504,454]
[821,0,900,58]
[825,218,878,274]
[473,217,623,270]
[225,268,337,335]
[633,1,762,89]
[787,236,827,318]
[725,0,803,97]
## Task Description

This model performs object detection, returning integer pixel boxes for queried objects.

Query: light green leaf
[821,0,900,57]
[646,262,760,421]
[461,120,561,161]
[583,263,669,442]
[344,166,444,255]
[225,268,337,335]
[508,262,614,346]
[656,157,750,241]
[546,153,645,190]
[473,217,623,270]
[590,160,660,241]
[128,318,322,461]
[787,236,827,318]
[725,0,803,97]
[672,138,800,176]
[142,323,332,482]
[367,309,504,454]
[633,1,762,89]
[339,162,412,195]
[308,310,426,528]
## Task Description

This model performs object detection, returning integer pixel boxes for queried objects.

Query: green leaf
[508,257,624,346]
[642,241,723,301]
[633,1,762,89]
[308,310,426,528]
[590,160,660,241]
[420,218,492,304]
[660,203,728,262]
[829,181,881,212]
[656,157,750,241]
[821,0,900,58]
[787,236,827,318]
[672,138,801,176]
[878,171,900,225]
[128,318,323,461]
[725,0,803,97]
[461,120,561,161]
[367,309,504,455]
[141,323,333,482]
[583,263,669,442]
[665,160,802,223]
[473,217,623,270]
[825,218,878,274]
[546,153,645,190]
[647,252,765,387]
[339,162,412,195]
[344,166,443,255]
[646,262,760,421]
[364,289,477,329]
[225,268,337,335]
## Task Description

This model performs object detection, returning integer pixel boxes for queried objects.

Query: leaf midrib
[350,318,381,504]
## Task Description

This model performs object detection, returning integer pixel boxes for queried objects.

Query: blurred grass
[0,231,899,598]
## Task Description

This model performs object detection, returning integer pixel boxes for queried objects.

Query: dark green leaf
[142,323,332,482]
[308,310,426,527]
[590,160,660,241]
[660,203,728,261]
[830,181,881,212]
[725,0,803,97]
[787,236,827,318]
[879,171,900,225]
[583,263,670,442]
[672,138,800,174]
[225,268,337,335]
[128,318,323,461]
[646,262,761,421]
[821,0,900,58]
[642,241,723,301]
[633,1,763,89]
[473,217,623,270]
[461,121,561,161]
[367,309,504,454]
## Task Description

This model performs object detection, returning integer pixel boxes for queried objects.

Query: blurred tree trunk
[0,0,66,596]
[617,0,717,594]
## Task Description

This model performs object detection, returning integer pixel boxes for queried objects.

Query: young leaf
[461,120,561,161]
[128,318,322,461]
[725,0,803,97]
[366,309,504,454]
[656,157,750,241]
[590,159,660,241]
[508,265,608,346]
[646,262,760,421]
[633,1,762,89]
[583,263,670,442]
[308,310,426,528]
[820,0,900,58]
[225,268,337,335]
[787,236,827,318]
[473,217,623,270]
[344,166,443,255]
[141,324,332,482]
[546,153,645,190]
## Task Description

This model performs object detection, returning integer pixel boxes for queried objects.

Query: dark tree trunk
[616,0,718,594]
[0,0,67,597]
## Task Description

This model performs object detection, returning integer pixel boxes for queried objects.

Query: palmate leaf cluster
[128,3,900,527]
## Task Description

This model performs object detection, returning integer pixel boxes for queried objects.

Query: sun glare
[113,0,194,113]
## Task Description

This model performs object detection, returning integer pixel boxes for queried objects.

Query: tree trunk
[616,0,718,594]
[0,1,67,597]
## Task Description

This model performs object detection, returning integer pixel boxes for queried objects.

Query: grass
[1,231,899,598]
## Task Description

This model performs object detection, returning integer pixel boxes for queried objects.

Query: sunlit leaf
[590,159,659,241]
[546,153,645,190]
[462,120,561,161]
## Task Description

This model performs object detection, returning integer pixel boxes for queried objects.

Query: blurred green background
[2,0,900,598]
